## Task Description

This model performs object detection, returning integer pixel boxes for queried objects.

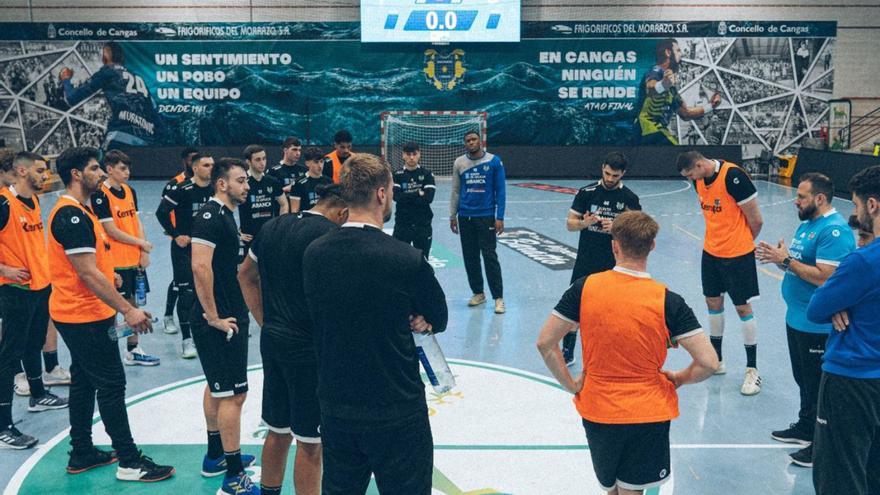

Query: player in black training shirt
[291,147,332,213]
[190,158,258,495]
[239,184,348,495]
[303,154,447,494]
[268,137,307,199]
[562,152,641,366]
[238,145,287,261]
[155,153,214,359]
[392,142,436,259]
[160,147,198,335]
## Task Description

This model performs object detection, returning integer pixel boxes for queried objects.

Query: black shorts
[583,419,671,492]
[115,268,150,300]
[191,314,250,398]
[701,250,760,306]
[170,243,193,288]
[260,334,321,443]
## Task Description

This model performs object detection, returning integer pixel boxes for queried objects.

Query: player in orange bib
[537,211,718,494]
[322,130,353,184]
[677,151,765,396]
[48,147,174,482]
[0,152,69,449]
[91,150,159,367]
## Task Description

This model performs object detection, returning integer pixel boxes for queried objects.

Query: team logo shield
[424,49,467,91]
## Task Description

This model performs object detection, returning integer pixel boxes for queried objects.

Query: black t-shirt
[569,181,641,274]
[291,175,333,212]
[91,183,139,222]
[250,211,337,363]
[392,166,436,225]
[156,179,213,238]
[239,174,283,236]
[0,193,37,230]
[700,161,758,204]
[553,272,702,343]
[268,162,308,190]
[303,224,448,422]
[190,199,247,320]
[50,204,99,253]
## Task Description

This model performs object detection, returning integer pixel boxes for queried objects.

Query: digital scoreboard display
[361,0,520,43]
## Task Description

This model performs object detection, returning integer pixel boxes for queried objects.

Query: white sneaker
[43,365,71,386]
[741,367,762,396]
[181,338,198,359]
[714,361,727,375]
[468,293,487,307]
[494,298,506,314]
[14,372,30,397]
[163,315,179,335]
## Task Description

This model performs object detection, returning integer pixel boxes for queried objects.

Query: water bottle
[135,269,147,307]
[108,322,134,341]
[108,316,159,341]
[413,332,455,393]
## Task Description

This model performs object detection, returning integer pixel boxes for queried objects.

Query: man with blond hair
[538,210,718,495]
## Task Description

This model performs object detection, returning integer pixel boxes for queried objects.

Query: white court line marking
[760,179,854,204]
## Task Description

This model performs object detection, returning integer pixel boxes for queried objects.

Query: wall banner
[0,21,835,166]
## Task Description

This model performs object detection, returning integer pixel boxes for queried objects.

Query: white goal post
[380,111,488,177]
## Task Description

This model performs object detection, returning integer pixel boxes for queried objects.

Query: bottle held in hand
[413,332,455,393]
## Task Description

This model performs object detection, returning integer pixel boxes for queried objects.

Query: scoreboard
[361,0,520,43]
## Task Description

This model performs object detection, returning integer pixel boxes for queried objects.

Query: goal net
[380,111,487,177]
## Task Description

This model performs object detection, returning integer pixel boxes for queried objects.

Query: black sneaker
[771,422,812,446]
[562,332,577,367]
[790,445,813,468]
[28,392,69,412]
[0,426,38,450]
[67,447,118,474]
[116,452,175,482]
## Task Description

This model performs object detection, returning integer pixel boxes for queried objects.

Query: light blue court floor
[2,177,838,494]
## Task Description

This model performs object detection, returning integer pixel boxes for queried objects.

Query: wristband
[654,80,666,94]
[702,103,714,114]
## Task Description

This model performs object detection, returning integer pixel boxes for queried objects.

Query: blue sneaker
[123,347,160,366]
[217,471,260,495]
[201,453,256,477]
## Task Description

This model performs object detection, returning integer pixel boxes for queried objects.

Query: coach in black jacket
[303,153,448,495]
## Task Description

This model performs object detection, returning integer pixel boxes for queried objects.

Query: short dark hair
[13,151,46,169]
[282,136,301,149]
[603,152,628,171]
[463,129,480,140]
[656,38,677,63]
[402,142,420,153]
[611,210,659,258]
[315,183,347,209]
[103,149,131,168]
[799,172,834,202]
[676,150,705,172]
[849,165,880,204]
[333,130,353,144]
[243,144,266,161]
[340,154,391,208]
[303,147,324,163]
[0,149,14,172]
[190,152,212,166]
[103,41,125,65]
[57,147,101,186]
[180,147,199,160]
[210,157,247,187]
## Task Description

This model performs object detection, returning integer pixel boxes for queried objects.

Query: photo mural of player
[0,40,113,155]
[0,21,835,170]
[675,36,835,161]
